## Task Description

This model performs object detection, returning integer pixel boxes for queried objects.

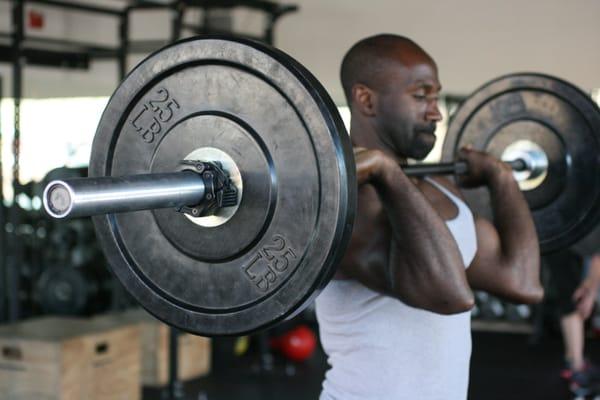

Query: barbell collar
[43,171,206,219]
[402,158,528,177]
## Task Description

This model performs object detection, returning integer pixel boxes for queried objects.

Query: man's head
[341,34,442,160]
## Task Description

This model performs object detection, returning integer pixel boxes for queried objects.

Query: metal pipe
[24,35,120,57]
[43,171,206,219]
[402,159,528,177]
[167,327,184,400]
[0,75,4,322]
[43,157,529,219]
[170,2,184,42]
[118,9,129,81]
[26,0,123,16]
[9,0,24,322]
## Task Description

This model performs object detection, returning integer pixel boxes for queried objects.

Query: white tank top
[316,179,477,400]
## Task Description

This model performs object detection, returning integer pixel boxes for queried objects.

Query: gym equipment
[42,38,600,336]
[35,264,111,315]
[44,36,356,336]
[270,324,317,362]
[441,73,600,253]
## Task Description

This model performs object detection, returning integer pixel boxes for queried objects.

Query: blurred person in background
[545,251,600,396]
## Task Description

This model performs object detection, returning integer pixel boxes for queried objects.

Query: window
[1,97,108,204]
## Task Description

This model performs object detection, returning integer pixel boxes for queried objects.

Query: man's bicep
[466,217,513,295]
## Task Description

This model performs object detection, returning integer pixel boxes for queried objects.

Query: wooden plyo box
[95,309,211,387]
[0,316,141,400]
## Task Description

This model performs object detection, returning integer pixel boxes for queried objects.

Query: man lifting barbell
[315,34,545,400]
[40,34,600,392]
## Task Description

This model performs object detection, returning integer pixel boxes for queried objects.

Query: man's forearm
[586,255,600,284]
[488,169,540,280]
[374,165,473,313]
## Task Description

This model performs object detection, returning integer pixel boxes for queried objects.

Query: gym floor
[143,328,591,400]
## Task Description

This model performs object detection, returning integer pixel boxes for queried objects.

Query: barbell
[47,36,356,336]
[41,36,600,336]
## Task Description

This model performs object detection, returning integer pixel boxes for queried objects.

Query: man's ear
[352,84,377,117]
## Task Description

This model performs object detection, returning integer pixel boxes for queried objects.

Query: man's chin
[411,150,431,161]
[410,143,435,160]
[411,133,436,159]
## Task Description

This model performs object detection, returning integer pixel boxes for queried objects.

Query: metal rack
[0,75,4,323]
[0,0,297,321]
[0,1,298,398]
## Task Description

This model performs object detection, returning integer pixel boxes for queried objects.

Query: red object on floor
[271,325,317,362]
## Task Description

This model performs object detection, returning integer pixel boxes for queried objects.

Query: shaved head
[340,34,435,105]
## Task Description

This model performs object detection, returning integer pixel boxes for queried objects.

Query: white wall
[0,0,599,101]
[276,0,600,103]
[0,1,120,98]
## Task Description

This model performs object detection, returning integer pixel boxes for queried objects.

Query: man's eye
[413,94,426,100]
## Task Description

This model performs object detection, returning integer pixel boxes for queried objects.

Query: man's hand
[354,147,400,186]
[456,146,513,188]
[573,255,600,319]
[573,279,599,319]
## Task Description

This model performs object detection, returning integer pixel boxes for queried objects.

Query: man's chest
[357,179,459,224]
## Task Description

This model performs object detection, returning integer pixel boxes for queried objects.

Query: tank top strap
[423,177,477,268]
[423,177,465,209]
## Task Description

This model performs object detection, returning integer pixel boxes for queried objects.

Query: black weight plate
[36,266,90,315]
[89,36,355,336]
[442,73,600,254]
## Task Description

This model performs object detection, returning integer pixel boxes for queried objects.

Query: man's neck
[349,116,406,164]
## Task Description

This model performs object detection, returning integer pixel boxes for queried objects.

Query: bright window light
[337,106,351,131]
[1,97,109,202]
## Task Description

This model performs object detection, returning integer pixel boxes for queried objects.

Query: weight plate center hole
[501,140,549,191]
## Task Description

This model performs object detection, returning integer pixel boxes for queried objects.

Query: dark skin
[340,45,544,314]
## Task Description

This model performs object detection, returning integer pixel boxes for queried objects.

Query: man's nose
[426,101,443,123]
